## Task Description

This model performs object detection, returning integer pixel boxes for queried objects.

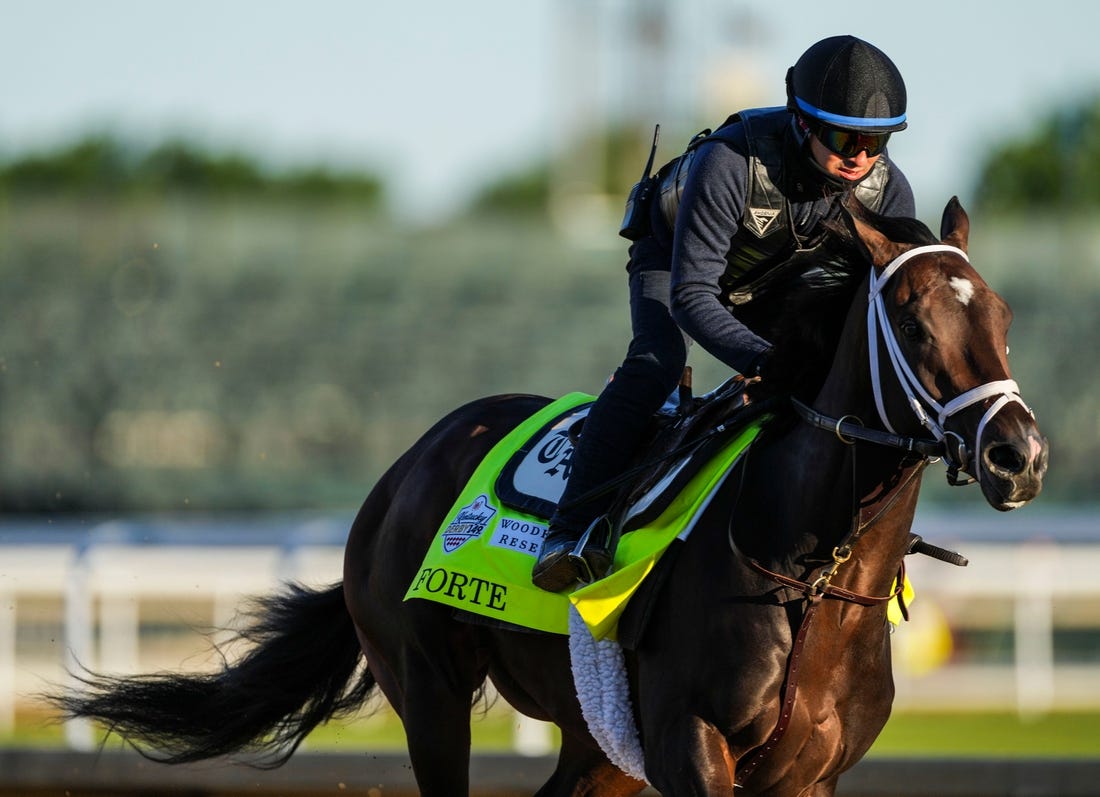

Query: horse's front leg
[642,714,737,795]
[535,730,649,797]
[800,776,839,796]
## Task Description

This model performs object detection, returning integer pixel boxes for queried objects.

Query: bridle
[867,244,1035,484]
[799,243,1034,486]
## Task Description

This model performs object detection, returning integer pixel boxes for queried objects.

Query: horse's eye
[899,318,922,341]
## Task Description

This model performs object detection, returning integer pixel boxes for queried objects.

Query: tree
[0,134,386,206]
[973,95,1100,212]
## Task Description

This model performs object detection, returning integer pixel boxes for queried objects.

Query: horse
[51,196,1048,795]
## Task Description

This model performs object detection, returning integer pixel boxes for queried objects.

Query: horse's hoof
[532,535,582,592]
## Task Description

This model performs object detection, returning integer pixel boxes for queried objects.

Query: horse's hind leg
[342,394,565,793]
[346,531,486,793]
[351,608,487,796]
[400,659,480,795]
[342,447,493,794]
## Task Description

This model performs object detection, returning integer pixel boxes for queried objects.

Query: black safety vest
[657,108,890,306]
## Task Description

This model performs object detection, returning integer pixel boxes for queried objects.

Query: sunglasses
[811,123,891,158]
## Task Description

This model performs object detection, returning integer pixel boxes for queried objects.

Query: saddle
[569,371,781,534]
[489,372,780,556]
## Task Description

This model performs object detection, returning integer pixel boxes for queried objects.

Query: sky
[3,0,1100,224]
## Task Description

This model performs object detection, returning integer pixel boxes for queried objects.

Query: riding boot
[531,517,614,592]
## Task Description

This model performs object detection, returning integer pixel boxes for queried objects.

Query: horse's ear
[841,194,907,269]
[940,196,970,253]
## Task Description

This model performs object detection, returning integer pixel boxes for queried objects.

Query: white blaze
[949,276,975,306]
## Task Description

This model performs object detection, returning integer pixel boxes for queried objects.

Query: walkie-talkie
[618,124,661,241]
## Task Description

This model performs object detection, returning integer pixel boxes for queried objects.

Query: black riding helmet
[786,36,907,133]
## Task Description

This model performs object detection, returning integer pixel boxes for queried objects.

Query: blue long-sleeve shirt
[644,111,916,375]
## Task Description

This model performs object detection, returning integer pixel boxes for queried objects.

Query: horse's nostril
[987,443,1026,474]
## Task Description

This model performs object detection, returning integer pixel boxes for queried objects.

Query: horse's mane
[743,204,938,402]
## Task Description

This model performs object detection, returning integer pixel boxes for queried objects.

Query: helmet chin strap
[867,245,1034,484]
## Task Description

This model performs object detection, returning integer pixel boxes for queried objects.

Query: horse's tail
[49,581,374,767]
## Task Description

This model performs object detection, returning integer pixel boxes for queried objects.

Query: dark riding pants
[550,265,690,533]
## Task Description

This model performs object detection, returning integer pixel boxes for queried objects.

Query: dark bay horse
[52,197,1048,795]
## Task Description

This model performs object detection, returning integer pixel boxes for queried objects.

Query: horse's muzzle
[981,430,1049,510]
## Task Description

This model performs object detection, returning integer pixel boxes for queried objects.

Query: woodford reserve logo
[442,494,497,553]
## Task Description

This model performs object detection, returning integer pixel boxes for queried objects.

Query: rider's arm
[669,141,773,376]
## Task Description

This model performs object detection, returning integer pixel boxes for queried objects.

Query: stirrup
[532,526,585,592]
[569,516,613,584]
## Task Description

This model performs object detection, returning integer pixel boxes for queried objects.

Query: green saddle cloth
[405,392,767,639]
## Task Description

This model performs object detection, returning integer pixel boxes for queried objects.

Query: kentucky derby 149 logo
[442,495,497,553]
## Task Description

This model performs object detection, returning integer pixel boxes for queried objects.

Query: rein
[790,397,944,458]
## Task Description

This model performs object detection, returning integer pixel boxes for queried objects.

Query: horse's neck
[813,278,878,438]
[808,279,924,587]
[744,279,922,585]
